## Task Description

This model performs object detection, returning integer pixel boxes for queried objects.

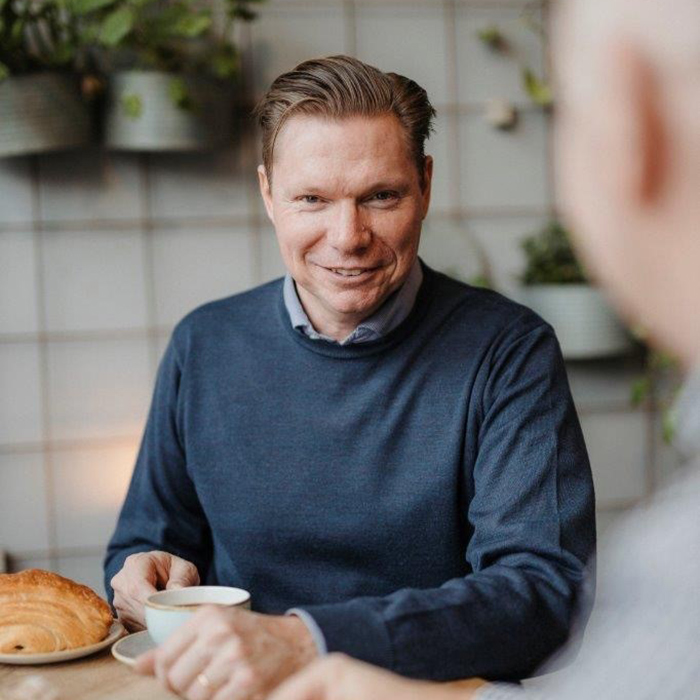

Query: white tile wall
[456,4,545,104]
[38,150,144,222]
[419,218,484,283]
[0,160,34,224]
[0,231,39,334]
[459,111,550,210]
[0,344,43,445]
[259,225,288,284]
[57,554,109,598]
[147,146,253,221]
[249,4,349,99]
[41,229,149,333]
[152,225,257,327]
[52,442,137,549]
[355,4,450,105]
[0,452,49,552]
[47,339,152,441]
[425,110,455,215]
[581,411,649,506]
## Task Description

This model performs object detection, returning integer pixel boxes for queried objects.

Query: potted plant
[519,221,633,359]
[99,0,263,151]
[0,0,100,157]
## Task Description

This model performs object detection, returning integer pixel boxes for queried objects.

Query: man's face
[258,114,432,331]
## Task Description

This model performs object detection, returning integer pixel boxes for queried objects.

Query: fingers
[166,555,201,590]
[267,655,344,700]
[134,649,156,675]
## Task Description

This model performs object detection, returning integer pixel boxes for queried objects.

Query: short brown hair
[252,55,437,190]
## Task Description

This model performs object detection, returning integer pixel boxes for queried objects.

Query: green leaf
[171,12,211,37]
[210,45,239,78]
[522,68,553,108]
[477,25,506,51]
[0,62,9,81]
[168,76,195,111]
[69,0,119,16]
[662,408,677,444]
[99,6,134,46]
[121,92,142,119]
[630,377,651,407]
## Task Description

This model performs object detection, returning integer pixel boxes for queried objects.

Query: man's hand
[111,550,200,631]
[134,605,318,700]
[268,654,485,700]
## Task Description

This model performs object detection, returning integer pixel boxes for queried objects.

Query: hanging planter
[521,284,632,359]
[519,221,632,359]
[0,72,93,158]
[104,70,235,151]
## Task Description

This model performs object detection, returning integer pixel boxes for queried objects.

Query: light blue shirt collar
[283,258,424,346]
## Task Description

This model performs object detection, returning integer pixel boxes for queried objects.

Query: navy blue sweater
[105,262,595,682]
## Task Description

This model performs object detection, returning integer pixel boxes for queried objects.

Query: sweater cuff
[286,608,328,656]
[294,601,394,670]
[476,683,527,700]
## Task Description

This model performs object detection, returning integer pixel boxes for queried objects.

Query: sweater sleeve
[296,319,596,681]
[103,333,213,604]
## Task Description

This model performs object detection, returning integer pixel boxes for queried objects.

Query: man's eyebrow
[290,180,411,196]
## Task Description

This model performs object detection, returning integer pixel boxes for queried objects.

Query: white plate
[111,630,157,666]
[0,620,125,665]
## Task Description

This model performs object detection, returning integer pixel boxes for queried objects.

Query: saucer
[111,630,157,666]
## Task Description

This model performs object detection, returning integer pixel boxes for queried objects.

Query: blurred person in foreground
[269,0,700,698]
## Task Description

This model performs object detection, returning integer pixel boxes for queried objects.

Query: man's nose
[327,201,372,252]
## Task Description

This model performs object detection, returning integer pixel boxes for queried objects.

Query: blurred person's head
[555,0,700,366]
[252,56,435,339]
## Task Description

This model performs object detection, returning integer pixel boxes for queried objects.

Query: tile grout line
[28,154,59,574]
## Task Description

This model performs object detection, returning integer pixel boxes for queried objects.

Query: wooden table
[0,647,177,700]
[0,648,486,699]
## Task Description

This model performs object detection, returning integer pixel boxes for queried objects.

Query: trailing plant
[520,221,587,285]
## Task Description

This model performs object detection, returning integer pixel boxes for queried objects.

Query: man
[267,0,700,698]
[105,56,595,699]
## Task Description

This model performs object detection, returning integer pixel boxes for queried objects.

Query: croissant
[0,569,113,654]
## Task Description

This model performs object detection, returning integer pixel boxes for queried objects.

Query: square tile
[565,356,646,413]
[53,442,138,551]
[0,159,34,224]
[467,215,548,297]
[0,231,39,334]
[258,224,288,284]
[42,230,148,333]
[147,145,254,221]
[456,4,545,104]
[0,343,43,445]
[418,218,485,285]
[459,111,550,210]
[38,149,144,222]
[8,556,53,574]
[0,452,50,553]
[355,4,450,105]
[249,4,349,99]
[580,411,648,506]
[57,554,109,597]
[426,110,455,215]
[47,339,152,441]
[152,225,256,327]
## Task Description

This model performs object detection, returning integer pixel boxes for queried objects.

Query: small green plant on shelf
[521,221,587,285]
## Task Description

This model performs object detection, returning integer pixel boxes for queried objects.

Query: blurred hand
[134,605,318,700]
[110,550,200,631]
[269,654,486,700]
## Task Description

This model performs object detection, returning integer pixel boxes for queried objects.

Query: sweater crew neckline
[277,260,437,359]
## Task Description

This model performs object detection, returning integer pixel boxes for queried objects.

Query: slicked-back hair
[252,55,437,191]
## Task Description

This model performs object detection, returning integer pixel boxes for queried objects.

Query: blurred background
[0,0,687,596]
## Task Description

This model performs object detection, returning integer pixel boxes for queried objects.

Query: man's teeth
[331,268,366,276]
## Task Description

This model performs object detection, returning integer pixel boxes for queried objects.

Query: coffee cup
[145,586,251,645]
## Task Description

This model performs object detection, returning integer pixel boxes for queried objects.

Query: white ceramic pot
[105,70,236,151]
[520,284,633,360]
[0,72,93,158]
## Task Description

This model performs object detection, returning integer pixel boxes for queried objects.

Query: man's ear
[257,164,275,223]
[607,41,667,206]
[420,155,434,219]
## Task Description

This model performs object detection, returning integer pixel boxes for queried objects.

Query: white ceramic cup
[145,586,251,646]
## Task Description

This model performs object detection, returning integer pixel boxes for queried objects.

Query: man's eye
[372,191,398,202]
[301,195,321,204]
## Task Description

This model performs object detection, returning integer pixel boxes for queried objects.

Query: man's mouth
[329,268,372,277]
